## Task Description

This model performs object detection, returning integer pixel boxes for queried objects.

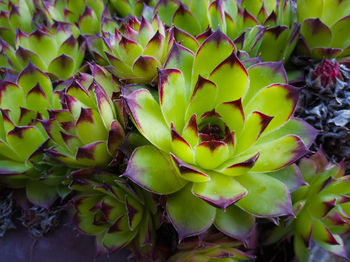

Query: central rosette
[123,31,316,237]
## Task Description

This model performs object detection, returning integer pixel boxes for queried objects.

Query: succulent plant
[87,15,174,84]
[292,150,350,261]
[297,0,350,60]
[0,63,71,207]
[122,30,317,240]
[42,0,117,35]
[168,231,254,262]
[152,0,299,62]
[70,169,157,255]
[0,0,46,46]
[1,22,85,79]
[42,64,126,168]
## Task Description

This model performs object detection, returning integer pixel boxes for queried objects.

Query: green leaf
[76,141,111,167]
[76,108,107,144]
[158,69,186,132]
[26,181,58,208]
[268,164,305,192]
[164,42,194,101]
[258,117,318,148]
[244,61,287,106]
[215,99,245,135]
[48,54,75,79]
[235,111,273,154]
[79,7,99,35]
[0,82,24,122]
[208,1,226,32]
[209,52,249,105]
[215,205,254,241]
[156,0,179,26]
[173,4,201,36]
[172,27,199,54]
[17,63,53,102]
[28,30,57,66]
[321,0,350,26]
[330,15,350,49]
[185,75,217,121]
[192,29,235,91]
[124,89,171,152]
[317,234,348,259]
[7,126,46,162]
[170,125,194,164]
[192,171,247,209]
[294,234,310,262]
[259,26,290,61]
[132,55,161,82]
[249,135,308,172]
[143,31,165,62]
[167,184,216,239]
[245,84,299,132]
[123,145,186,194]
[297,0,323,23]
[195,141,230,170]
[301,19,332,49]
[235,172,292,217]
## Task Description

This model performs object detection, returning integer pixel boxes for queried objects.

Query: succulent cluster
[0,0,350,262]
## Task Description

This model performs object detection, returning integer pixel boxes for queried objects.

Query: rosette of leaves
[86,15,173,84]
[291,150,350,261]
[122,30,318,240]
[295,59,350,171]
[153,0,299,62]
[42,0,116,35]
[70,169,157,255]
[1,22,85,79]
[168,231,254,262]
[297,0,350,60]
[0,0,45,46]
[42,64,126,168]
[0,63,71,208]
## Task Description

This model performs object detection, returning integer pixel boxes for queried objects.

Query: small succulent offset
[123,30,317,239]
[297,0,350,60]
[0,63,69,207]
[87,15,172,84]
[153,0,299,62]
[1,22,85,79]
[292,150,350,262]
[42,64,126,168]
[70,169,157,255]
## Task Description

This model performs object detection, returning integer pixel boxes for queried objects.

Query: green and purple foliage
[70,169,157,254]
[0,0,349,261]
[87,14,174,84]
[168,231,254,262]
[42,0,118,35]
[1,22,85,79]
[0,0,42,46]
[42,64,126,168]
[153,0,299,62]
[297,0,350,60]
[122,30,317,240]
[266,150,350,262]
[0,63,70,208]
